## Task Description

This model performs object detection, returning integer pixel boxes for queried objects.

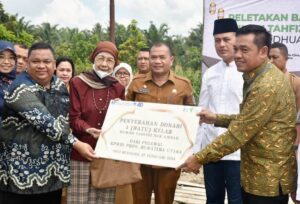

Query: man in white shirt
[193,18,243,204]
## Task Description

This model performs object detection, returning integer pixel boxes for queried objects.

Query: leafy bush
[175,65,201,104]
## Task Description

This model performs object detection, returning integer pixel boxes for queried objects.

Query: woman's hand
[86,128,101,139]
[73,140,98,161]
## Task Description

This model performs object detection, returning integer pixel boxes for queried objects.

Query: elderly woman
[55,56,75,91]
[67,41,125,204]
[112,62,133,95]
[0,40,16,120]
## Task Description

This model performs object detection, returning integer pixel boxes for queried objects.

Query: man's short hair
[271,42,288,59]
[150,42,173,56]
[139,47,150,52]
[236,25,272,53]
[28,42,55,58]
[14,43,28,49]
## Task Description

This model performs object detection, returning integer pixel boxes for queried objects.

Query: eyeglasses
[115,71,130,77]
[0,55,15,64]
[95,56,115,67]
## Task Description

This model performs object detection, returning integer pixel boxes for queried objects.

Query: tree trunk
[109,0,115,44]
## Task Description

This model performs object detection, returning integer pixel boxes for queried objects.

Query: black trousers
[0,189,62,204]
[242,187,288,204]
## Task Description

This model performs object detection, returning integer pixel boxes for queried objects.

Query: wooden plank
[174,181,206,203]
[176,186,206,194]
[177,181,203,188]
[176,190,203,196]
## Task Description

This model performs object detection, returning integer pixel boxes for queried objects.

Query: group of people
[0,17,300,204]
[181,18,300,204]
[0,36,193,204]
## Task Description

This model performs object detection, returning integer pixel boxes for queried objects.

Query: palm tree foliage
[0,2,203,102]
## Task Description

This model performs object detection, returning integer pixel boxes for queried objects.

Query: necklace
[92,88,110,114]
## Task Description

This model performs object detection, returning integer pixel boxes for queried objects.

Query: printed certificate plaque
[95,100,201,168]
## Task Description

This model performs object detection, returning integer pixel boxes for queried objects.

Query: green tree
[56,30,98,73]
[58,27,79,43]
[179,23,203,70]
[0,23,33,47]
[144,22,170,46]
[92,23,108,42]
[119,20,147,71]
[0,3,10,24]
[0,2,204,101]
[175,67,201,104]
[0,24,16,41]
[11,15,34,37]
[167,35,185,68]
[186,23,203,48]
[35,23,59,46]
[115,23,128,46]
[0,3,34,46]
[184,46,202,70]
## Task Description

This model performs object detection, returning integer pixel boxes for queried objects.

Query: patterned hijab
[78,71,118,89]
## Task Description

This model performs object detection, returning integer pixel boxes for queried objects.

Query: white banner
[203,0,300,72]
[95,100,201,168]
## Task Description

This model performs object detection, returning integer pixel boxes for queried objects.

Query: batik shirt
[0,72,76,194]
[195,62,297,196]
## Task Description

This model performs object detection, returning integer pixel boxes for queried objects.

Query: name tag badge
[138,88,149,94]
[138,85,149,94]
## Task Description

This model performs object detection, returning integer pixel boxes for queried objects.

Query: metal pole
[109,0,115,44]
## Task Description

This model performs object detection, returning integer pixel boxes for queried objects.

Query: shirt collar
[144,71,175,84]
[243,61,269,84]
[221,60,236,68]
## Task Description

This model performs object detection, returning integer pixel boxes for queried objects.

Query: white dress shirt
[193,60,243,161]
[297,149,300,200]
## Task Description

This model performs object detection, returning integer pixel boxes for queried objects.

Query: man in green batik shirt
[179,25,297,204]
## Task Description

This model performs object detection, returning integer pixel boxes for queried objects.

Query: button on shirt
[193,61,243,161]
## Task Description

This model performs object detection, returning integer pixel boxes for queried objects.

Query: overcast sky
[1,0,204,36]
